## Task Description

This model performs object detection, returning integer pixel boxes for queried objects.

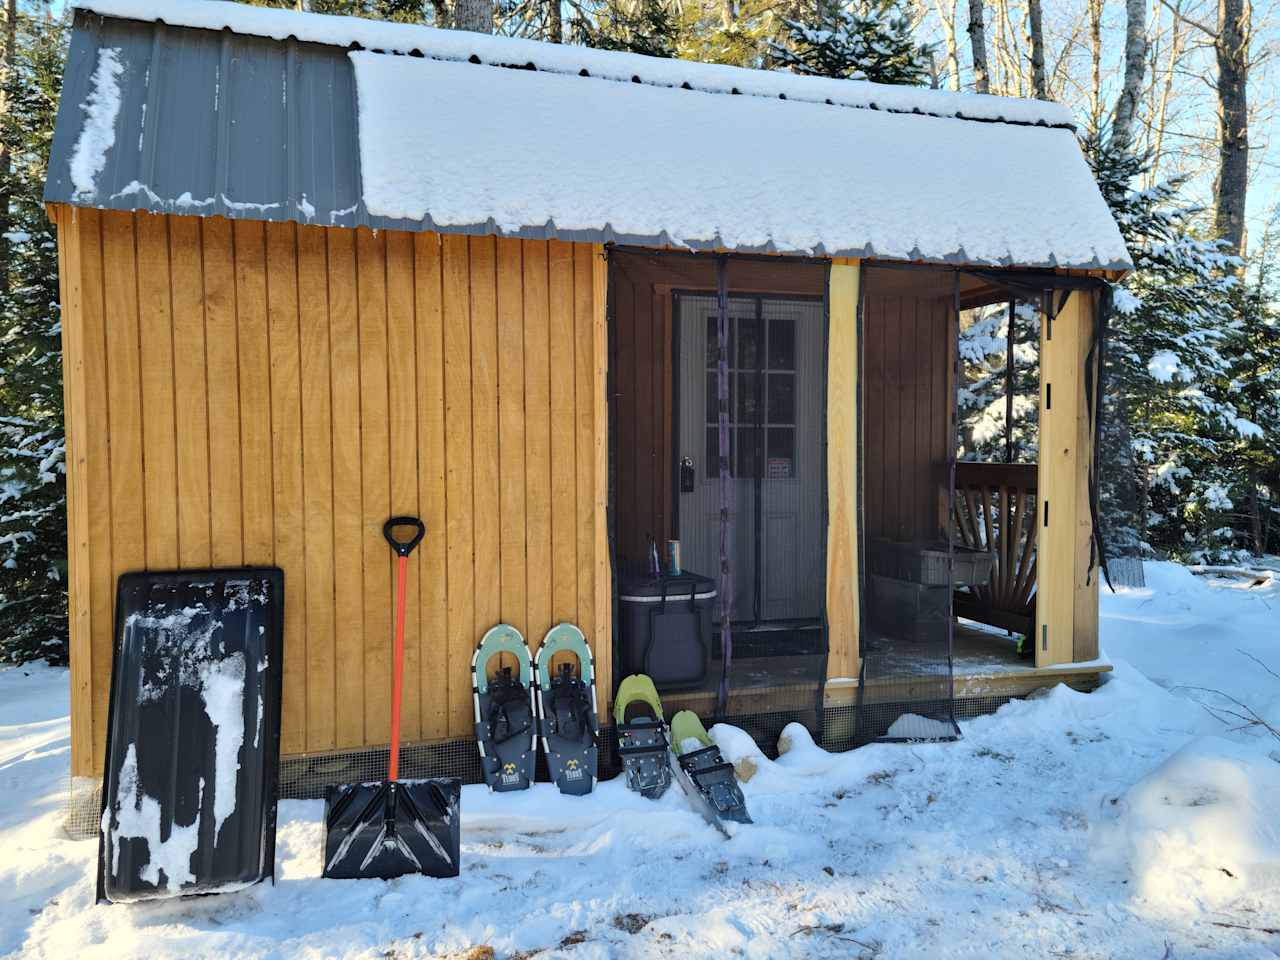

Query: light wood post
[826,261,860,679]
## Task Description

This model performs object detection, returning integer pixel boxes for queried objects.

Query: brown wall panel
[56,208,610,776]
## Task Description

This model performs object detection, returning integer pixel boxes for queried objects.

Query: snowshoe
[613,674,672,799]
[473,625,537,792]
[535,623,599,796]
[670,710,751,836]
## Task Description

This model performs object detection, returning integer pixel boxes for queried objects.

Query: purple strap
[715,260,733,717]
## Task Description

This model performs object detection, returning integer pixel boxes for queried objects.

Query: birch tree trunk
[452,0,494,33]
[1027,0,1048,98]
[1213,0,1250,256]
[1112,0,1147,150]
[933,0,961,90]
[967,0,991,93]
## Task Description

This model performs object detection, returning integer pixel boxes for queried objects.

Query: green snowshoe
[613,674,672,799]
[535,623,599,796]
[670,710,751,835]
[473,625,537,792]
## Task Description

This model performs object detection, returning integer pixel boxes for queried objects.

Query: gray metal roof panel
[46,10,1132,271]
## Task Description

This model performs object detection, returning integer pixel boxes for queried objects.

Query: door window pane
[737,313,761,369]
[767,373,795,424]
[736,373,761,424]
[737,426,761,479]
[768,316,795,370]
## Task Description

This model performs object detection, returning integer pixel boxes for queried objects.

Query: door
[676,293,825,625]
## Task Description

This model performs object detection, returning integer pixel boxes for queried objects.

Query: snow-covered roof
[46,0,1132,270]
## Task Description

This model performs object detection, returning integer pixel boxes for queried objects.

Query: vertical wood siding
[55,207,610,777]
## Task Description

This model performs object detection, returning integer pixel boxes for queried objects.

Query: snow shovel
[322,517,461,880]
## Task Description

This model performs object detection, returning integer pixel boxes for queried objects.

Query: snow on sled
[473,624,537,792]
[97,568,284,903]
[535,623,599,796]
[670,710,751,837]
[613,674,672,799]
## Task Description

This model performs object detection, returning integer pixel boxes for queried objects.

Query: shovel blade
[322,778,461,880]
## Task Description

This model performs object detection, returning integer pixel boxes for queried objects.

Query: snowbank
[1098,737,1280,913]
[2,564,1279,957]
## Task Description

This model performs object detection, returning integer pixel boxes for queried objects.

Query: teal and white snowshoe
[535,623,599,796]
[613,674,672,799]
[473,624,537,792]
[670,710,751,836]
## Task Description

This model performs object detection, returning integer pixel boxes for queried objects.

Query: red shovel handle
[385,517,423,781]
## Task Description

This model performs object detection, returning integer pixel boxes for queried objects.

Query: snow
[351,52,1130,268]
[69,47,124,200]
[79,0,1071,127]
[1147,348,1182,382]
[2,562,1278,957]
[198,653,246,842]
[106,743,203,889]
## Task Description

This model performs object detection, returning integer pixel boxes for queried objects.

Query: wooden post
[591,246,612,719]
[826,261,860,679]
[1036,291,1097,666]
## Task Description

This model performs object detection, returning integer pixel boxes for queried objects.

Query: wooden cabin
[47,0,1131,792]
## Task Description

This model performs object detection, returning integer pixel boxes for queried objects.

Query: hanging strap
[715,257,734,718]
[1082,286,1115,591]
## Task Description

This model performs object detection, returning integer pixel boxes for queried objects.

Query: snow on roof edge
[75,0,1076,129]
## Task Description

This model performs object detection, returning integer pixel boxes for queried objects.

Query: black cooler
[618,571,716,690]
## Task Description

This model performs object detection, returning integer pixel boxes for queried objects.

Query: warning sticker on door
[767,458,793,479]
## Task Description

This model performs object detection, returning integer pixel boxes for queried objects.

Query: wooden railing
[952,462,1038,635]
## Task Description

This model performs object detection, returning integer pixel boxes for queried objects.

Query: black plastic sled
[613,674,672,799]
[670,711,752,837]
[322,778,460,880]
[535,624,599,796]
[473,625,537,792]
[97,568,285,903]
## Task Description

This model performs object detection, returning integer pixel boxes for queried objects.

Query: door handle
[679,456,695,493]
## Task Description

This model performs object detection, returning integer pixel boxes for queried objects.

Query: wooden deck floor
[658,621,1111,714]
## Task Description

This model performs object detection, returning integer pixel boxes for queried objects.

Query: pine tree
[768,0,932,85]
[0,3,69,664]
[958,301,1040,462]
[1084,129,1243,562]
[569,0,682,58]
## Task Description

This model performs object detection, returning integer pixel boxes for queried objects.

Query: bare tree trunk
[1248,472,1263,556]
[452,0,493,32]
[933,0,961,90]
[548,0,562,41]
[1089,0,1105,124]
[721,0,736,29]
[1147,13,1184,183]
[1027,0,1048,98]
[1113,0,1147,149]
[1213,0,1250,257]
[0,0,14,298]
[967,0,991,93]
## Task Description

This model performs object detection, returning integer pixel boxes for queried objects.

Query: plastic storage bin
[869,574,950,644]
[870,539,994,587]
[618,571,716,690]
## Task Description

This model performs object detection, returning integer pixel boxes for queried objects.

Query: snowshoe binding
[670,710,751,836]
[613,674,672,799]
[473,625,537,792]
[535,623,599,796]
